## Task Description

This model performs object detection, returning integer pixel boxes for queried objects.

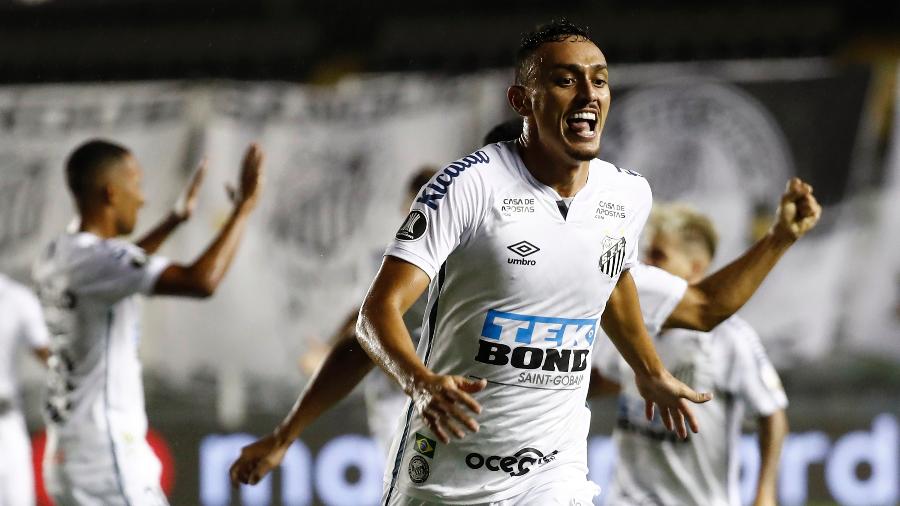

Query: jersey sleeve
[725,317,788,416]
[16,286,50,349]
[72,240,171,303]
[630,263,689,336]
[384,151,489,280]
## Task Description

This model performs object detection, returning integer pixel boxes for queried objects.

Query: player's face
[643,232,696,281]
[528,38,610,162]
[110,154,145,235]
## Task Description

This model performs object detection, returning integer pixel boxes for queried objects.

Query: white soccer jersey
[0,274,50,402]
[32,232,169,460]
[382,141,653,504]
[0,274,49,506]
[627,263,688,337]
[596,315,788,506]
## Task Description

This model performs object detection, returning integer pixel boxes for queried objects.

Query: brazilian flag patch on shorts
[414,432,437,459]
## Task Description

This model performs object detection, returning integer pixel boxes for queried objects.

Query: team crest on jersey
[599,236,626,277]
[408,455,430,484]
[414,432,437,459]
[395,210,427,241]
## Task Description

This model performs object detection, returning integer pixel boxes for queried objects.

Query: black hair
[515,18,593,86]
[65,139,130,200]
[407,166,438,194]
[482,118,524,145]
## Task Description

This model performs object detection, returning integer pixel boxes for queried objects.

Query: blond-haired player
[594,203,788,506]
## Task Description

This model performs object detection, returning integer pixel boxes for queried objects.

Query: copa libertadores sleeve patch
[395,210,428,241]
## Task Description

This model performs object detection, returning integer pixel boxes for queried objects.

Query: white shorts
[0,412,35,506]
[383,477,600,506]
[43,431,168,506]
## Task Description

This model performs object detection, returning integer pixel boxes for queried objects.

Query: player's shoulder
[415,144,507,211]
[630,262,680,284]
[716,315,759,339]
[630,262,688,301]
[73,234,141,263]
[714,315,766,354]
[591,160,651,199]
[44,233,148,276]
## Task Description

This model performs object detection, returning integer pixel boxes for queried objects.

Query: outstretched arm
[358,256,486,444]
[153,145,264,297]
[665,178,822,331]
[754,409,789,506]
[601,270,712,438]
[135,160,206,254]
[229,329,375,486]
[229,257,485,486]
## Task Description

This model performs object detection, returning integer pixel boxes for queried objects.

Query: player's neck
[516,139,589,198]
[77,207,118,239]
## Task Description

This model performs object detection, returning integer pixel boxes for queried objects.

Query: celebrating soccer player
[229,20,820,506]
[34,140,263,505]
[593,203,789,506]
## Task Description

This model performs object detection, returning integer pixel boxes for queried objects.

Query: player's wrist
[234,197,258,214]
[270,426,296,449]
[169,210,188,224]
[631,354,666,381]
[406,368,437,396]
[765,225,797,248]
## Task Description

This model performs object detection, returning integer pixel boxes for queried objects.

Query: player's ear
[507,85,532,117]
[100,181,117,206]
[689,258,708,284]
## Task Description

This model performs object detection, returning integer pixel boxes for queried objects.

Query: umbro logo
[507,241,540,257]
[507,241,539,265]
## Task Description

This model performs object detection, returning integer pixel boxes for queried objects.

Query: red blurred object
[31,428,175,505]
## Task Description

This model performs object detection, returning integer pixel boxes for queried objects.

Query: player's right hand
[410,373,486,444]
[227,143,265,210]
[229,433,288,487]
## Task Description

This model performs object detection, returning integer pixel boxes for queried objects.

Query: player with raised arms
[34,140,264,505]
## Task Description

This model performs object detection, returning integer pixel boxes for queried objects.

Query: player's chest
[467,188,633,279]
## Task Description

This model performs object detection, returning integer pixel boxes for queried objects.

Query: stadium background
[1,1,898,504]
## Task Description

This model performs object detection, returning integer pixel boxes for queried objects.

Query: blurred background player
[0,272,50,506]
[315,166,438,456]
[592,203,789,506]
[33,139,263,505]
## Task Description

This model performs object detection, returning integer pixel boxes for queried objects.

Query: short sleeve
[592,336,624,384]
[630,263,689,336]
[621,178,653,272]
[725,317,788,416]
[72,240,170,303]
[384,151,489,280]
[15,286,50,349]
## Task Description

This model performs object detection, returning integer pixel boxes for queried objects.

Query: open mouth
[565,111,598,139]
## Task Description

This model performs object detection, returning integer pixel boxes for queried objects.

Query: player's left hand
[770,177,822,242]
[634,369,713,439]
[172,159,207,222]
[229,433,289,487]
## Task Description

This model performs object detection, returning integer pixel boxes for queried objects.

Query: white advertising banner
[1,63,895,393]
